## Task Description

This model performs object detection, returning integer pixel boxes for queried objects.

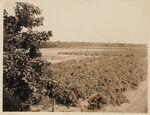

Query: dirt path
[102,80,147,113]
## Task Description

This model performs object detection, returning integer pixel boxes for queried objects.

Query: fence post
[52,99,55,112]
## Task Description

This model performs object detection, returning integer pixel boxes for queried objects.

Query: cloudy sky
[3,0,150,44]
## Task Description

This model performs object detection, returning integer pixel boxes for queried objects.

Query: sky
[3,0,150,44]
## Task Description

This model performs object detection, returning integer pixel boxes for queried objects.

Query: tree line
[40,41,147,48]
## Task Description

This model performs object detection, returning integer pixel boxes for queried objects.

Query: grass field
[38,46,147,112]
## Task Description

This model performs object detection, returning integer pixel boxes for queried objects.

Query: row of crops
[46,50,147,110]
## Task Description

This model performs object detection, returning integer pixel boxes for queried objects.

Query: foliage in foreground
[3,2,52,111]
[49,50,147,110]
[3,89,24,111]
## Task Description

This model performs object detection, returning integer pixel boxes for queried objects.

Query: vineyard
[41,49,147,111]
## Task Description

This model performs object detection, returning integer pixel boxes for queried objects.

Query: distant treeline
[40,41,147,48]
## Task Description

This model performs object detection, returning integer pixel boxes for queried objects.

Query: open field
[38,47,147,112]
[40,47,147,63]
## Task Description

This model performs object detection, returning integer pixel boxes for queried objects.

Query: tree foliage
[3,2,53,111]
[3,2,52,57]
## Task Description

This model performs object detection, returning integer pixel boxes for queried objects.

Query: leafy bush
[3,50,52,104]
[3,2,52,111]
[3,89,24,111]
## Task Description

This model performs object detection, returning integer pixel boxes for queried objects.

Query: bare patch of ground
[40,48,92,63]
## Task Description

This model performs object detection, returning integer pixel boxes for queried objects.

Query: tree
[3,2,53,111]
[4,2,52,57]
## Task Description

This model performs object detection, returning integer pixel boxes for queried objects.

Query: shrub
[3,89,24,111]
[3,2,52,111]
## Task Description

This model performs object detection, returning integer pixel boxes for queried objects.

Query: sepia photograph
[2,0,149,113]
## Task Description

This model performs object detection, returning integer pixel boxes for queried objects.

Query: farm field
[38,46,148,112]
[40,47,146,63]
